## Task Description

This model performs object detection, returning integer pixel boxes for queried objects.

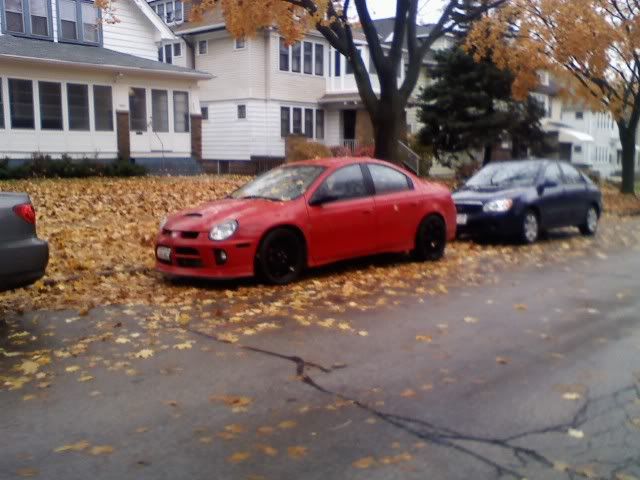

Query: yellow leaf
[353,456,376,469]
[464,316,479,324]
[400,389,416,398]
[78,375,94,382]
[16,468,39,477]
[495,356,509,365]
[255,444,278,456]
[416,335,433,343]
[135,349,154,359]
[257,426,275,435]
[277,420,297,429]
[65,366,80,373]
[562,392,582,401]
[228,451,251,463]
[90,445,114,455]
[224,424,246,434]
[115,337,130,344]
[514,303,528,311]
[19,361,39,375]
[54,440,90,453]
[287,446,308,459]
[568,428,584,439]
[358,330,368,337]
[172,342,193,350]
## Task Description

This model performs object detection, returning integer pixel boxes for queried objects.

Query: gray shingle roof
[0,35,211,78]
[371,18,435,43]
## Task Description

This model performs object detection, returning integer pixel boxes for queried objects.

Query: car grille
[455,202,483,214]
[162,229,200,239]
[173,246,203,269]
[177,258,203,268]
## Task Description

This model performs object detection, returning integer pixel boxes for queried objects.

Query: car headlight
[159,216,168,229]
[483,199,514,213]
[209,220,239,241]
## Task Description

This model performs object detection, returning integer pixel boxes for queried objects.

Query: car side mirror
[538,179,557,193]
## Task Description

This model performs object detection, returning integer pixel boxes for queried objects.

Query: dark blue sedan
[453,160,603,243]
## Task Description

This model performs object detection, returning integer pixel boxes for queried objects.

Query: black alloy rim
[265,237,299,279]
[425,219,446,253]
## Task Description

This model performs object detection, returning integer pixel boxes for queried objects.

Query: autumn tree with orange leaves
[191,0,505,164]
[468,0,640,194]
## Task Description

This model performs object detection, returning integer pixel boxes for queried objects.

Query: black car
[453,160,603,243]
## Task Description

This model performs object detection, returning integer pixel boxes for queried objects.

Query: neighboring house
[147,4,451,172]
[0,0,211,169]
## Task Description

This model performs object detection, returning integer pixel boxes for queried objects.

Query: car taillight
[13,203,36,225]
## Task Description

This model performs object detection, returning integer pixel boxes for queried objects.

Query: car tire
[413,215,447,261]
[256,228,306,285]
[521,209,540,244]
[579,205,599,236]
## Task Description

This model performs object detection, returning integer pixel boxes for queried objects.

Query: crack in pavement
[182,324,640,480]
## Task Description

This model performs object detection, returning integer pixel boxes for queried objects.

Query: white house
[146,4,450,173]
[0,0,211,169]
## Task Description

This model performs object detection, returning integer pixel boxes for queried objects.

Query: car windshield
[231,165,326,201]
[466,162,542,189]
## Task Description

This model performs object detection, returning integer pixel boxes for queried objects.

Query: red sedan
[155,157,456,284]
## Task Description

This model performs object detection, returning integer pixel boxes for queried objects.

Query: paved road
[2,242,640,479]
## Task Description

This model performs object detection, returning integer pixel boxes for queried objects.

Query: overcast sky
[366,0,448,23]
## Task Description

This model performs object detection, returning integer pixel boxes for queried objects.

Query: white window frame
[278,37,325,77]
[280,105,324,140]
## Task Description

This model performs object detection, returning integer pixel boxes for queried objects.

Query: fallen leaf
[464,316,479,324]
[568,428,584,439]
[415,335,433,343]
[90,445,114,455]
[19,361,39,375]
[172,342,193,350]
[228,452,251,463]
[495,356,509,365]
[135,349,154,359]
[224,424,246,434]
[287,446,308,459]
[254,444,278,456]
[257,426,275,435]
[514,303,528,311]
[358,330,369,337]
[78,375,94,382]
[54,440,90,453]
[278,420,296,429]
[65,366,80,373]
[562,392,582,401]
[114,337,130,344]
[16,468,39,477]
[353,456,376,469]
[400,389,416,398]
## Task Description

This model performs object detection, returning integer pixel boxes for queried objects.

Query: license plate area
[456,214,468,226]
[156,246,172,262]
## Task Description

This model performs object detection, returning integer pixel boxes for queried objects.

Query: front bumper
[456,211,522,238]
[0,238,49,292]
[154,231,256,280]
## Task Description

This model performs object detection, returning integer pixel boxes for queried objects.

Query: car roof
[284,157,396,169]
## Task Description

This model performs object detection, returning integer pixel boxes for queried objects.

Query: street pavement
[1,238,640,480]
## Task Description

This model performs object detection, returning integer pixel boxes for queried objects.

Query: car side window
[543,163,563,185]
[368,164,413,194]
[559,163,584,184]
[313,164,368,203]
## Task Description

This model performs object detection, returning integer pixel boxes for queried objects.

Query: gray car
[0,193,49,292]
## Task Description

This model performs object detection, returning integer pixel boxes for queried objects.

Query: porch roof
[0,36,212,80]
[542,120,595,143]
[318,92,364,108]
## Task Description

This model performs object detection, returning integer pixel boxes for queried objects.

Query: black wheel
[256,228,305,285]
[521,209,539,244]
[413,215,447,261]
[579,205,599,236]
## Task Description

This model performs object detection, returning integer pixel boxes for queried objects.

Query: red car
[155,157,456,285]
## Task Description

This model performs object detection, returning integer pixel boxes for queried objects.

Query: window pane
[93,85,113,131]
[157,3,164,18]
[30,0,49,36]
[559,162,583,184]
[60,0,77,40]
[175,0,182,21]
[334,50,341,76]
[318,165,367,202]
[280,107,290,138]
[9,79,34,129]
[237,104,246,119]
[279,38,289,71]
[368,164,411,194]
[129,87,147,131]
[303,42,312,74]
[67,83,89,130]
[152,90,169,132]
[291,42,301,73]
[315,109,324,139]
[544,163,562,184]
[198,40,207,55]
[158,47,163,62]
[82,3,99,43]
[304,108,313,138]
[164,44,172,64]
[315,44,324,76]
[166,1,173,22]
[292,107,302,134]
[173,91,189,132]
[0,80,4,129]
[173,42,181,56]
[235,37,245,49]
[201,106,208,120]
[39,81,62,130]
[6,0,24,33]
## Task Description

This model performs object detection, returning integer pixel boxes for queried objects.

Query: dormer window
[3,0,53,38]
[58,0,100,45]
[150,0,183,25]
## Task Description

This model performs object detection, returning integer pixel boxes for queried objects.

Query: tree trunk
[619,128,637,194]
[483,144,493,166]
[372,98,406,164]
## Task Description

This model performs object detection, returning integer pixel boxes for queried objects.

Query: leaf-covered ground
[1,175,639,340]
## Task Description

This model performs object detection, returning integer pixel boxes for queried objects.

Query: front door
[342,110,357,143]
[538,162,567,228]
[306,164,376,264]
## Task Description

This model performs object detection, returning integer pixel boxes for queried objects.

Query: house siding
[103,0,160,60]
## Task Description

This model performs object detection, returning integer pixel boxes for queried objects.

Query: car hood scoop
[167,198,276,231]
